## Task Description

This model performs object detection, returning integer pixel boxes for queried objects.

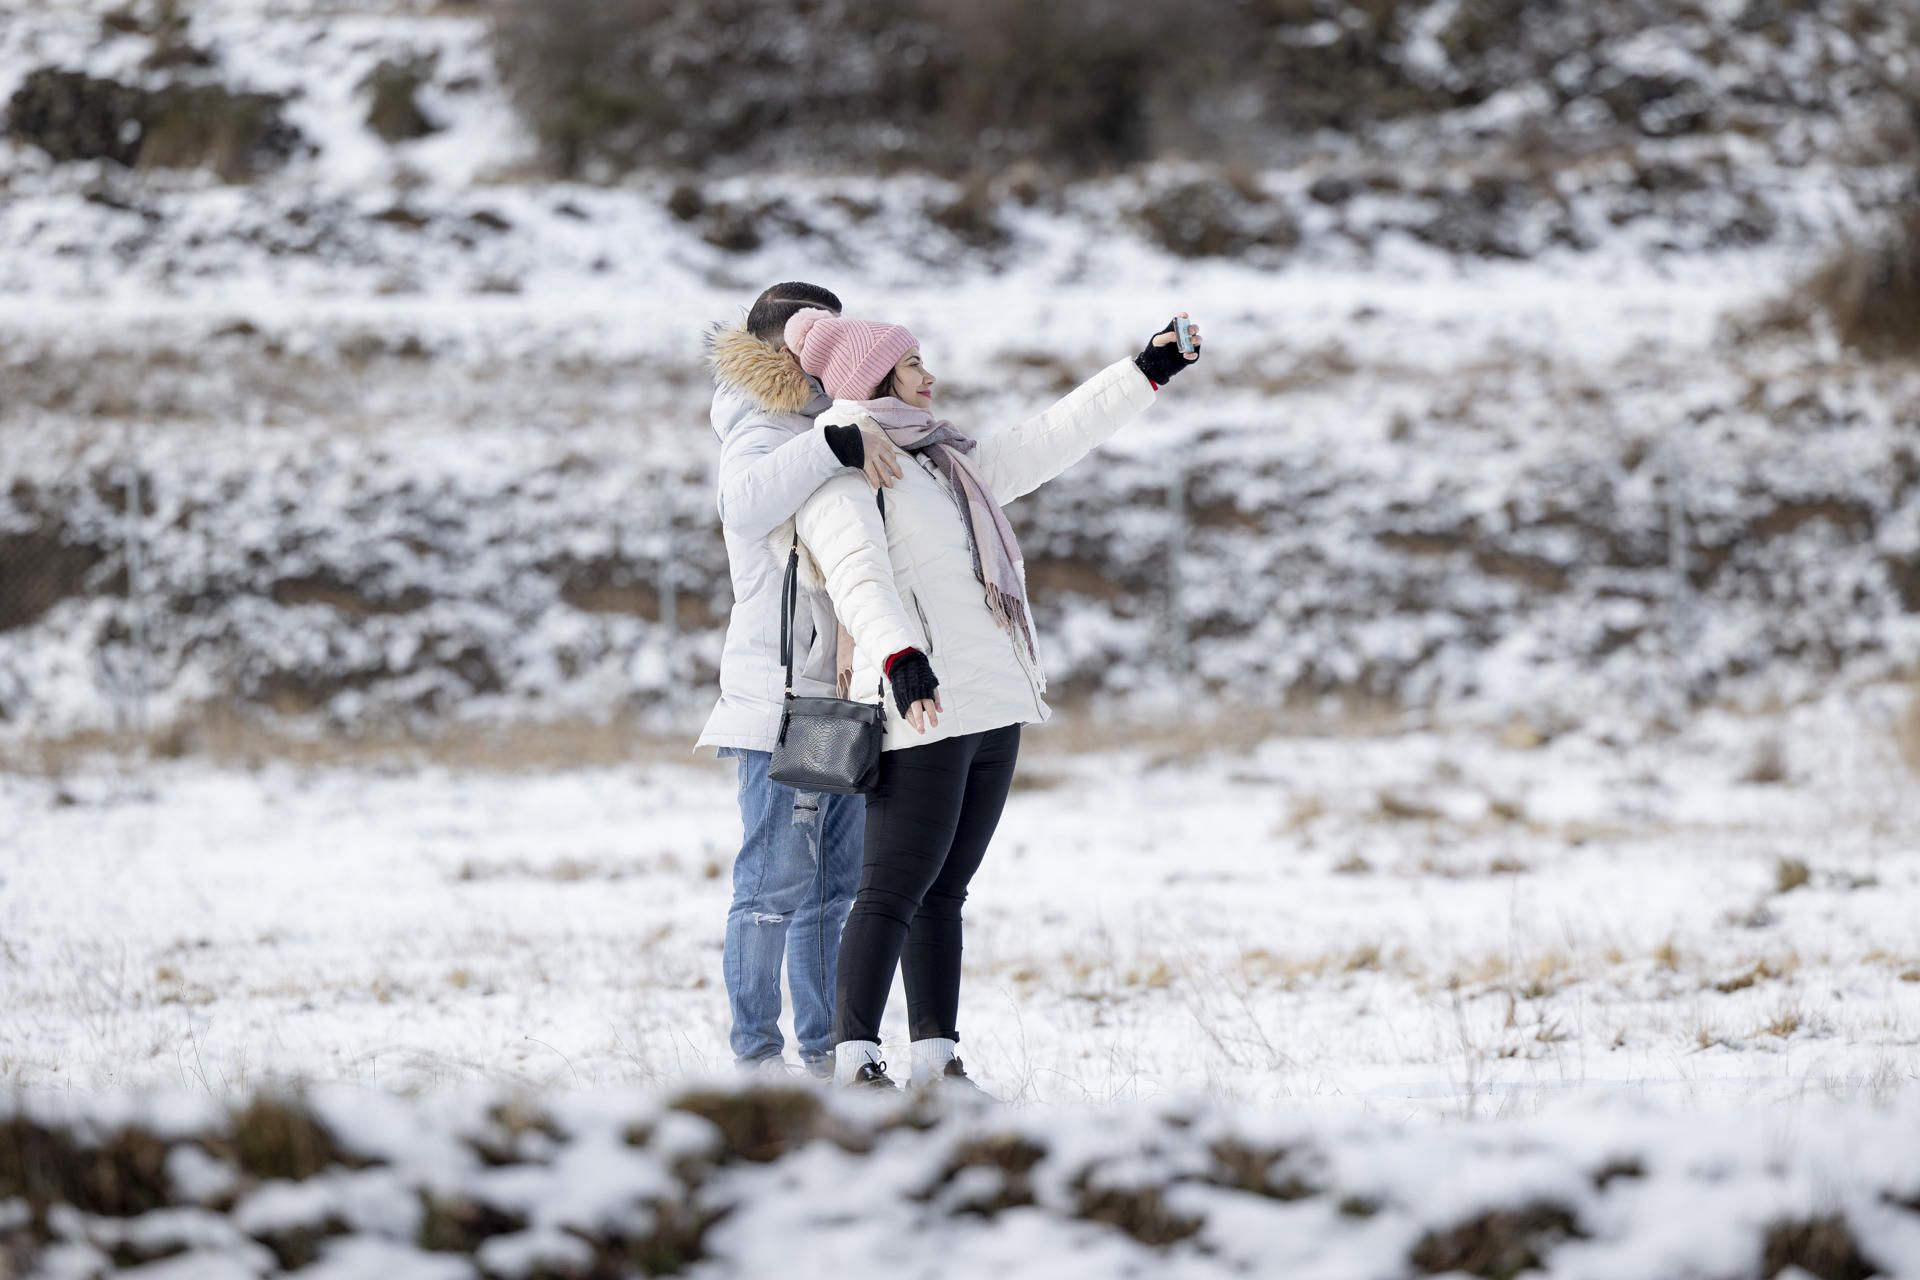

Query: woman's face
[889,350,936,409]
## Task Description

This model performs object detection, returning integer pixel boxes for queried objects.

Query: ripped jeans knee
[791,791,821,864]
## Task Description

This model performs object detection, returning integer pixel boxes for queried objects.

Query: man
[697,282,903,1078]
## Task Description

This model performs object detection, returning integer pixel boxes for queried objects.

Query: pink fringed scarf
[854,398,1036,661]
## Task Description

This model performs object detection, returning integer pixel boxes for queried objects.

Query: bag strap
[782,489,888,704]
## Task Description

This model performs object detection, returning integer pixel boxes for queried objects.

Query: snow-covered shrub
[1802,209,1920,361]
[1135,174,1300,260]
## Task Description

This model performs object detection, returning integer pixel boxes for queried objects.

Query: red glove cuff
[883,647,919,676]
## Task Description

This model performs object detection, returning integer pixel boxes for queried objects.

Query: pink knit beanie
[784,308,920,401]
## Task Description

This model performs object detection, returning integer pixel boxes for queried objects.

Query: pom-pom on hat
[784,308,920,402]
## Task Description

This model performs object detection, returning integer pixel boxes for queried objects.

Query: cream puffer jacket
[769,357,1157,752]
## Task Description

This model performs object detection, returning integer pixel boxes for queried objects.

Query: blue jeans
[720,748,863,1072]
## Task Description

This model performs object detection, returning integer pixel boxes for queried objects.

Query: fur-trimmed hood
[706,322,820,415]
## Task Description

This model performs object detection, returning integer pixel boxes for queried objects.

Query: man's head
[747,282,842,348]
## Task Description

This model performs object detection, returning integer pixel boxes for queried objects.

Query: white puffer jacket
[772,357,1157,752]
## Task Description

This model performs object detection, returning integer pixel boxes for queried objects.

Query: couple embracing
[696,282,1202,1091]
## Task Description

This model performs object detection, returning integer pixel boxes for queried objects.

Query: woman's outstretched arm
[972,316,1201,505]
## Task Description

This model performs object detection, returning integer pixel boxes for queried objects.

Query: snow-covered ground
[7,685,1917,1111]
[8,1078,1920,1279]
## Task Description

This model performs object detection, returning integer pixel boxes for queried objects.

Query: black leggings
[833,724,1022,1045]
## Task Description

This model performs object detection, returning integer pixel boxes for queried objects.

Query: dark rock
[666,183,705,222]
[700,203,762,254]
[5,68,147,166]
[1309,175,1356,205]
[0,530,109,633]
[362,57,440,142]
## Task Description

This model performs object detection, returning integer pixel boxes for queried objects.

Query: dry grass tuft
[1760,1002,1802,1039]
[1437,952,1510,993]
[1741,735,1789,785]
[1774,857,1812,895]
[1760,1214,1881,1280]
[668,1086,826,1165]
[1343,944,1385,974]
[0,1117,174,1217]
[1692,1009,1727,1051]
[416,1195,527,1256]
[1713,952,1799,995]
[918,1135,1045,1217]
[1517,952,1575,1000]
[1801,210,1920,361]
[1124,959,1176,990]
[1075,1179,1204,1247]
[1410,1203,1583,1278]
[1207,1138,1318,1201]
[227,1095,360,1181]
[1899,681,1920,779]
[1378,790,1446,822]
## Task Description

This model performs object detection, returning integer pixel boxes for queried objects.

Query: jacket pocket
[908,589,936,655]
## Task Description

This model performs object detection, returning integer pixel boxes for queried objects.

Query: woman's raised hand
[1151,312,1202,357]
[1135,312,1202,386]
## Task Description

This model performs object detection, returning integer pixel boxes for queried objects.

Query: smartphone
[1175,316,1195,355]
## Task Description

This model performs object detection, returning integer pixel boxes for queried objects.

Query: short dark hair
[746,281,842,345]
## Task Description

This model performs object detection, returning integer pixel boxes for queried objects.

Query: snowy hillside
[4,0,1920,740]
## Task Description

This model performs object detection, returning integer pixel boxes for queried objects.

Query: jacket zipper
[909,589,935,655]
[1011,627,1045,716]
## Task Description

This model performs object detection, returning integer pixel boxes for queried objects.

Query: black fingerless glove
[823,422,865,468]
[885,650,939,717]
[1133,317,1196,386]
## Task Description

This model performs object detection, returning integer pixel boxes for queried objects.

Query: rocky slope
[3,0,1918,741]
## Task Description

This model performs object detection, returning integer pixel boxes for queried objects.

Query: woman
[775,308,1202,1091]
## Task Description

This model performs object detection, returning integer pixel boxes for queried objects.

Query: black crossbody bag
[767,493,888,794]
